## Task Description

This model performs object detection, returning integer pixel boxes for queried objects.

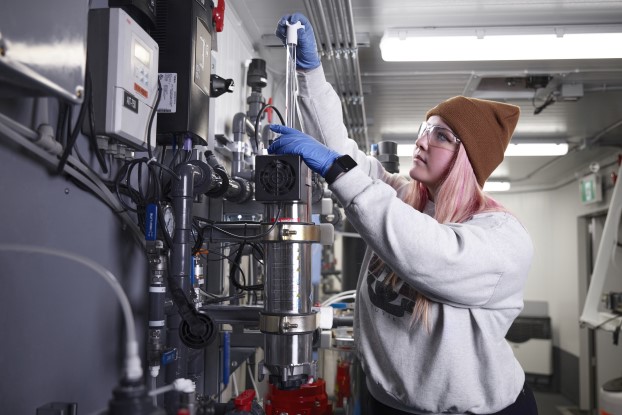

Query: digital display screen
[134,40,151,67]
[194,17,211,96]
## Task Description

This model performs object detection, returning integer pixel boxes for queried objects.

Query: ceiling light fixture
[396,142,568,158]
[380,25,622,61]
[505,142,568,156]
[483,181,511,192]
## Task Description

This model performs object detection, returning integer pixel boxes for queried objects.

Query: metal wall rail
[303,0,369,150]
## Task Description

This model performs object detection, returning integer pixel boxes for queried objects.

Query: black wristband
[324,155,357,184]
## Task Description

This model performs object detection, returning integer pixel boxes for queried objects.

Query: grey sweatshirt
[296,66,534,414]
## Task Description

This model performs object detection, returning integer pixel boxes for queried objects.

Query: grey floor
[534,391,588,415]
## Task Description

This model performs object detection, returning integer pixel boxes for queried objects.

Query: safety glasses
[416,122,461,151]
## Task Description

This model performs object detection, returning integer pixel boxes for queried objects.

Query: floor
[534,391,590,415]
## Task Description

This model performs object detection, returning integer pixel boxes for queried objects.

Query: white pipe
[0,111,38,140]
[0,120,144,246]
[321,289,357,306]
[0,244,143,380]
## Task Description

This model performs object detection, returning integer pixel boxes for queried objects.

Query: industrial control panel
[87,6,159,150]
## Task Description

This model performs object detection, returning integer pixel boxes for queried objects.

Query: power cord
[533,90,556,115]
[254,103,285,151]
[193,205,283,244]
[57,70,108,174]
[146,78,162,160]
[228,241,263,291]
[114,156,180,244]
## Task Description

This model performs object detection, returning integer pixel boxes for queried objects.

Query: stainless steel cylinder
[263,332,314,385]
[262,198,316,389]
[264,242,312,314]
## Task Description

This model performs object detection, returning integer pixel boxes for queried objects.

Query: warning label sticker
[158,73,177,113]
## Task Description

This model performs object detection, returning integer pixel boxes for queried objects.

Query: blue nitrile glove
[275,13,321,70]
[269,124,340,176]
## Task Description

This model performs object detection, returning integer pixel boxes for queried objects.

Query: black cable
[135,161,146,202]
[146,78,162,160]
[254,103,286,151]
[228,244,249,290]
[114,168,139,212]
[194,205,283,242]
[168,142,181,169]
[159,145,167,164]
[71,129,117,187]
[184,148,193,162]
[533,90,556,115]
[114,157,180,221]
[249,242,265,265]
[229,242,263,291]
[86,72,108,174]
[192,238,265,292]
[191,219,206,255]
[73,140,92,167]
[65,104,73,144]
[156,141,180,198]
[56,101,69,148]
[202,292,245,305]
[158,145,167,183]
[614,319,622,345]
[124,161,141,208]
[198,248,234,261]
[57,87,89,173]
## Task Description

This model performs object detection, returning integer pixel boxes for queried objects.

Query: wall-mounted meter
[87,6,159,150]
[151,0,214,146]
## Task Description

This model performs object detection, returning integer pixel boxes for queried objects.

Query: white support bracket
[580,163,622,331]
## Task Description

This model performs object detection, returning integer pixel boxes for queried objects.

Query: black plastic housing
[151,0,214,145]
[254,155,311,202]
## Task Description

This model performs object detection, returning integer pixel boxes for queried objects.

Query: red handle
[213,0,225,32]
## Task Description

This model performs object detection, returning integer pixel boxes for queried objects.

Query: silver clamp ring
[261,223,321,242]
[259,312,318,334]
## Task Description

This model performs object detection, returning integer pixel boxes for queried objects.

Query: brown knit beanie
[426,96,520,187]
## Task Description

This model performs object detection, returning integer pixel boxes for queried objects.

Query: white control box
[88,7,159,150]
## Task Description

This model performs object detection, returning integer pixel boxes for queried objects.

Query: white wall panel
[496,157,618,357]
[212,7,259,138]
[211,7,289,149]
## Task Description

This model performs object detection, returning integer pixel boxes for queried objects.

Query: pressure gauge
[162,204,175,238]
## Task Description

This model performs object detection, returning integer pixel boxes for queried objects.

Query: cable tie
[147,157,157,165]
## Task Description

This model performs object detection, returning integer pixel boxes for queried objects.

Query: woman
[269,13,538,415]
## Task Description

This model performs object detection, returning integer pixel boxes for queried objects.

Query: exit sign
[580,173,602,204]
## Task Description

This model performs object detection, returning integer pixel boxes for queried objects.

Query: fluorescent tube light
[483,181,511,192]
[397,142,567,157]
[380,25,622,61]
[397,144,415,157]
[505,143,568,156]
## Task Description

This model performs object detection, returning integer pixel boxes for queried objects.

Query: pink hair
[404,144,506,222]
